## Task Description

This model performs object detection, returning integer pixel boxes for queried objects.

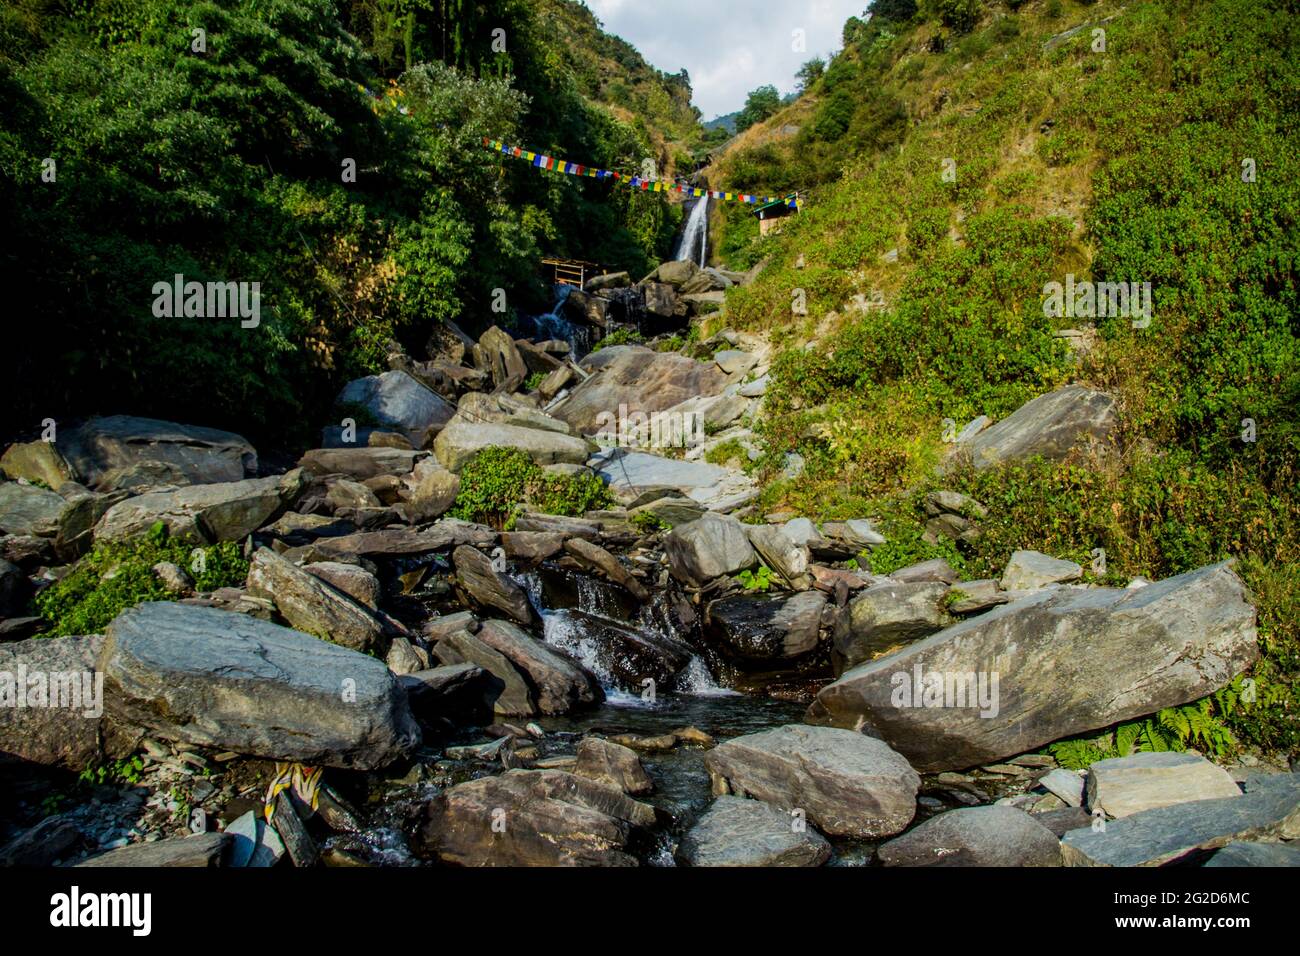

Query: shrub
[451,447,613,528]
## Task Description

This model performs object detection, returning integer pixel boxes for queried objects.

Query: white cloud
[584,0,868,118]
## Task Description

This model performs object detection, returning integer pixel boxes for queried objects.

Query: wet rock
[1205,841,1300,867]
[1086,752,1242,818]
[298,447,424,480]
[501,531,566,562]
[704,725,920,838]
[100,602,418,769]
[76,832,230,867]
[575,737,653,794]
[611,733,678,753]
[418,769,655,866]
[336,370,455,447]
[555,346,727,435]
[549,609,695,689]
[432,629,535,716]
[877,806,1061,867]
[584,271,630,293]
[55,415,257,491]
[247,547,387,652]
[706,590,826,661]
[563,288,611,326]
[664,513,758,587]
[678,796,831,867]
[839,581,951,668]
[1000,550,1082,589]
[94,474,293,543]
[1061,773,1300,867]
[808,563,1257,772]
[0,634,106,770]
[642,280,683,319]
[475,619,603,715]
[434,416,591,473]
[563,537,649,601]
[963,385,1116,470]
[453,545,533,624]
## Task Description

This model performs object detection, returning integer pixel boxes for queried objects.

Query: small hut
[753,196,800,236]
[541,256,604,289]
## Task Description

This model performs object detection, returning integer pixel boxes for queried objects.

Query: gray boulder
[298,447,423,480]
[94,474,292,543]
[475,619,603,715]
[473,326,528,393]
[55,415,257,491]
[100,603,418,769]
[964,385,1116,470]
[418,769,655,866]
[839,581,951,668]
[704,724,919,838]
[1000,549,1083,589]
[555,346,727,435]
[877,805,1061,866]
[1204,841,1300,867]
[706,590,826,661]
[807,562,1258,772]
[664,513,758,587]
[453,545,533,624]
[0,481,67,537]
[678,796,831,867]
[434,416,591,473]
[336,370,455,447]
[745,524,811,589]
[432,629,535,716]
[574,737,654,794]
[0,634,106,770]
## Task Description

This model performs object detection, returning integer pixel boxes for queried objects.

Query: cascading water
[673,195,708,267]
[525,283,591,356]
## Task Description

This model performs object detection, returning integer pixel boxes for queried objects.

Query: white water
[673,196,708,267]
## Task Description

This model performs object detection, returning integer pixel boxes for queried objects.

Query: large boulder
[0,440,76,490]
[838,581,951,668]
[475,619,603,715]
[554,346,727,435]
[963,385,1116,470]
[336,370,455,447]
[1061,773,1300,867]
[542,609,695,689]
[432,629,536,716]
[99,603,418,769]
[434,416,591,473]
[745,524,811,589]
[399,457,460,523]
[1000,550,1083,590]
[587,449,755,512]
[0,481,67,537]
[417,769,656,866]
[0,635,106,770]
[53,416,257,491]
[1085,752,1242,818]
[677,796,831,867]
[876,805,1062,867]
[706,591,827,662]
[246,547,387,652]
[664,513,758,587]
[807,563,1258,772]
[473,326,529,393]
[574,737,653,795]
[704,724,920,838]
[93,474,291,543]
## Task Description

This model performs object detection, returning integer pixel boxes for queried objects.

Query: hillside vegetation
[705,0,1299,751]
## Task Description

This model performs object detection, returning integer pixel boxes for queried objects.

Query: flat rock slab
[298,447,423,480]
[94,475,286,543]
[588,449,729,501]
[877,805,1062,867]
[1001,549,1082,590]
[1087,752,1241,818]
[964,385,1116,470]
[434,417,591,473]
[247,547,386,652]
[76,832,230,867]
[807,562,1258,772]
[1204,840,1300,867]
[678,796,831,867]
[1061,772,1300,867]
[418,768,655,866]
[704,724,919,838]
[100,602,418,769]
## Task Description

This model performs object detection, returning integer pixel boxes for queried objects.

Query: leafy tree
[796,57,826,92]
[736,84,781,133]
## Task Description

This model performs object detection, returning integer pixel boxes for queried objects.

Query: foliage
[36,527,249,637]
[450,446,612,528]
[736,565,776,592]
[735,84,781,133]
[79,755,146,787]
[591,327,645,352]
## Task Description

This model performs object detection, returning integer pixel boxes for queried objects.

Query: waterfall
[673,196,709,267]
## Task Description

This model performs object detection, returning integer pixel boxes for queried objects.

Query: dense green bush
[450,447,613,529]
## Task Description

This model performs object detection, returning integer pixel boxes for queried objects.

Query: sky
[586,0,869,120]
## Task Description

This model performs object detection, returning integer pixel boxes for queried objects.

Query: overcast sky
[586,0,869,119]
